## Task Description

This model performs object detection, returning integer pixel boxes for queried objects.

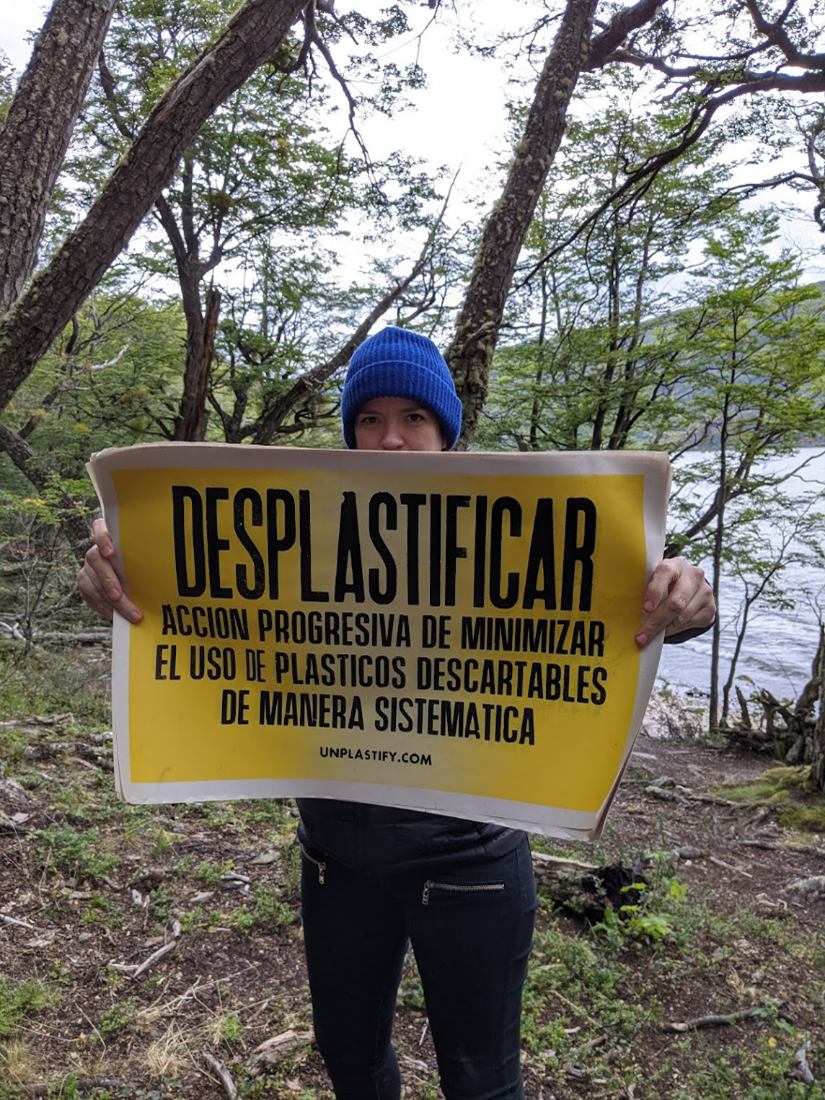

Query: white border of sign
[89,444,670,840]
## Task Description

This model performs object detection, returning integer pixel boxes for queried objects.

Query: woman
[79,326,715,1100]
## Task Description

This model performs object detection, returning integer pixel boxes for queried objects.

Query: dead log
[250,1028,315,1067]
[531,854,645,922]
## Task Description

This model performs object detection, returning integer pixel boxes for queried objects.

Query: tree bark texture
[175,286,221,441]
[446,0,599,448]
[0,0,307,414]
[0,0,117,313]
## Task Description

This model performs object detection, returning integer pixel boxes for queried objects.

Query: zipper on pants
[299,842,326,885]
[422,880,505,906]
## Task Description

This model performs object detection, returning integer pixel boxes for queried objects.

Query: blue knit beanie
[341,327,462,450]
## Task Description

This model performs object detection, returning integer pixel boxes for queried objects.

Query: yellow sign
[88,444,670,840]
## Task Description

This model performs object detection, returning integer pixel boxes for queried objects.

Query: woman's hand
[635,558,715,648]
[77,518,143,624]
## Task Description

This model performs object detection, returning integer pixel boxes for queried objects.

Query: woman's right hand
[77,517,143,623]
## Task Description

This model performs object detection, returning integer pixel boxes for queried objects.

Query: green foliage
[0,478,96,639]
[195,858,234,887]
[0,648,110,727]
[667,1036,821,1099]
[0,50,15,127]
[98,996,140,1037]
[0,975,59,1037]
[34,824,120,883]
[593,855,689,945]
[233,883,295,932]
[715,766,825,830]
[480,74,825,718]
[7,288,187,455]
[218,1014,242,1043]
[481,69,742,453]
[0,726,27,768]
[45,0,442,450]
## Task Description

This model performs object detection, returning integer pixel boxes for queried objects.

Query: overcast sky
[2,1,824,280]
[0,2,513,196]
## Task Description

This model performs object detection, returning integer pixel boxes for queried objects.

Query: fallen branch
[531,852,597,873]
[36,631,112,645]
[203,1053,238,1099]
[110,921,181,978]
[251,1028,315,1067]
[663,1002,786,1032]
[684,793,736,806]
[709,856,753,878]
[0,713,74,728]
[0,912,37,929]
[132,938,178,979]
[782,875,825,898]
[549,988,600,1029]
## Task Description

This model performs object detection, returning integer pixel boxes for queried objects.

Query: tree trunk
[809,627,825,789]
[0,0,117,312]
[446,0,598,448]
[709,365,734,731]
[175,285,220,441]
[0,0,307,412]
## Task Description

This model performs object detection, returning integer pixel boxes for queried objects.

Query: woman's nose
[379,423,405,449]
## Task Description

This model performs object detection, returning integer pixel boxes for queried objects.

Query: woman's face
[354,396,446,452]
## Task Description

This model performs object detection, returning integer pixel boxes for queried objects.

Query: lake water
[656,447,825,704]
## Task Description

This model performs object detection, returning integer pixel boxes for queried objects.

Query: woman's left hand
[635,558,716,647]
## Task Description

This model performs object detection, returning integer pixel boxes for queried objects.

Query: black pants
[300,834,536,1100]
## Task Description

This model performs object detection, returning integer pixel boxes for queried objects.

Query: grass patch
[0,975,60,1037]
[34,824,121,883]
[0,649,109,729]
[0,727,28,769]
[712,765,825,831]
[232,883,297,932]
[779,803,825,832]
[668,1035,820,1099]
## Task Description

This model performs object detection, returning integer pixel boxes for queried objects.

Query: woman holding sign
[79,327,714,1100]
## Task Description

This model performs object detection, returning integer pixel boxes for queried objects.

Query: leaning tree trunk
[249,224,442,446]
[0,0,307,414]
[0,0,117,312]
[446,0,663,448]
[445,0,598,448]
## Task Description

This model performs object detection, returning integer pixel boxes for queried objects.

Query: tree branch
[250,192,455,445]
[586,0,664,69]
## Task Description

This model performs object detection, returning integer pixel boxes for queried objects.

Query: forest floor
[0,650,824,1099]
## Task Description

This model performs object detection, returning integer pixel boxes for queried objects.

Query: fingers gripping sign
[635,558,716,648]
[77,518,143,624]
